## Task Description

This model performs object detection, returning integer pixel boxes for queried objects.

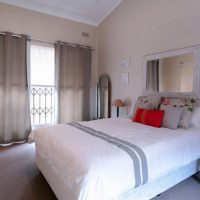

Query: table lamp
[112,99,125,117]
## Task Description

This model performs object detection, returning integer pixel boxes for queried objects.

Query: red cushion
[132,108,164,128]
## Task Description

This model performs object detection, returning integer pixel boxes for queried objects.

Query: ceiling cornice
[0,0,122,26]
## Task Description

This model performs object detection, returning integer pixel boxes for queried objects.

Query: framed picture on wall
[121,72,129,85]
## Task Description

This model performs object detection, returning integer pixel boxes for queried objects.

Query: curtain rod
[31,38,95,50]
[0,32,21,38]
[0,32,95,50]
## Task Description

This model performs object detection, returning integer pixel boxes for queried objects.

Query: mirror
[97,75,111,119]
[143,46,200,97]
[146,53,194,93]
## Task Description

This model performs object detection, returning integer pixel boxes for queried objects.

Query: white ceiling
[0,0,122,26]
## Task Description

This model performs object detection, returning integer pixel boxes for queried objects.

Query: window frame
[27,40,56,127]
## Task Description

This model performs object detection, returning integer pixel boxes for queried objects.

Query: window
[29,43,55,126]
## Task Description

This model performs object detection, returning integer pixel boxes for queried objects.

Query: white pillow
[160,105,184,129]
[179,110,192,129]
[190,107,200,128]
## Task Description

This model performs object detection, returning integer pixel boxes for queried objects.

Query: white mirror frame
[143,46,200,98]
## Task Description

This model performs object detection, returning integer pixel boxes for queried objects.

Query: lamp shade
[112,99,125,107]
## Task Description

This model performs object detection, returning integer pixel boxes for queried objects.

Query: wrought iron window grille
[30,85,55,126]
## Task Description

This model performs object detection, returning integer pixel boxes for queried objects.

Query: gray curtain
[55,42,92,123]
[146,60,159,92]
[0,32,31,144]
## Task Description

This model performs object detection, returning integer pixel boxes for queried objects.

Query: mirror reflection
[97,75,111,119]
[146,53,194,93]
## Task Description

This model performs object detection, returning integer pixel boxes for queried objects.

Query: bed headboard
[136,95,200,110]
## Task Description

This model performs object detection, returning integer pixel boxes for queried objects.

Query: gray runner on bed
[68,122,148,187]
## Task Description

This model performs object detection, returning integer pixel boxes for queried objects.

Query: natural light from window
[30,43,55,126]
[30,44,55,86]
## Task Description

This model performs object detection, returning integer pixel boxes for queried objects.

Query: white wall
[98,0,200,116]
[0,3,97,46]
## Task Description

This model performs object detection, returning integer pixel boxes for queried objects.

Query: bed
[29,118,200,200]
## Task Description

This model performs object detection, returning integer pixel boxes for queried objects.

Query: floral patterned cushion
[137,96,149,103]
[160,97,197,112]
[137,96,161,110]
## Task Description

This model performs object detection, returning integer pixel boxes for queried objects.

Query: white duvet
[29,118,200,200]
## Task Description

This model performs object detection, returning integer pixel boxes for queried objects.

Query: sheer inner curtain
[0,32,31,144]
[55,42,92,123]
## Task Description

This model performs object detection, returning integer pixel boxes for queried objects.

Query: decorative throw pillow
[190,106,200,128]
[137,96,149,104]
[138,95,161,110]
[160,97,196,110]
[160,97,197,129]
[160,104,184,129]
[178,110,192,129]
[133,108,164,128]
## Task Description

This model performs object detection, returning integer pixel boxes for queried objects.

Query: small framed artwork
[121,72,129,85]
[120,57,131,68]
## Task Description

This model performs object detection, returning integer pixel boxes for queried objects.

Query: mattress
[29,118,200,200]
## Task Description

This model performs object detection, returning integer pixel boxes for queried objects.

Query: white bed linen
[36,151,199,200]
[29,118,200,200]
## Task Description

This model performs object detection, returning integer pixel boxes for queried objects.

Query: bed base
[118,160,200,200]
[36,150,200,200]
[36,151,77,200]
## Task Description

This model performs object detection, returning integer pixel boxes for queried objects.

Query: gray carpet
[152,176,200,200]
[0,143,199,200]
[0,143,57,200]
